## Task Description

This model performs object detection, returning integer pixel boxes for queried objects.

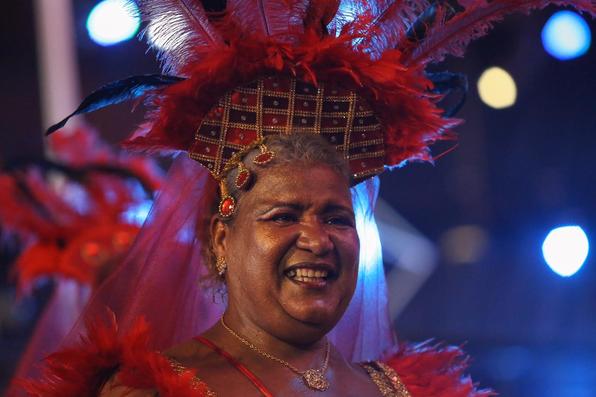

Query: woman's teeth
[286,268,329,282]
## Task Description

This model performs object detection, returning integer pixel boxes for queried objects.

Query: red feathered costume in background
[2,127,163,397]
[18,0,595,396]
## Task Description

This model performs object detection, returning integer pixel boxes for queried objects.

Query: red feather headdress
[48,0,596,179]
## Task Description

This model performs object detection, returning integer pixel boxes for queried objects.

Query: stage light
[87,0,140,46]
[542,11,591,61]
[477,67,517,109]
[542,226,589,277]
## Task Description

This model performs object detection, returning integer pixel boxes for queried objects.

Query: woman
[21,0,594,396]
[101,134,411,396]
[28,134,486,397]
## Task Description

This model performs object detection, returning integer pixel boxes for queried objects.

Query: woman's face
[213,163,360,344]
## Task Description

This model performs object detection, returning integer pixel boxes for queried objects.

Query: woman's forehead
[246,163,352,205]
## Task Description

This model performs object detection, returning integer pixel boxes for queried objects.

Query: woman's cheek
[338,231,359,262]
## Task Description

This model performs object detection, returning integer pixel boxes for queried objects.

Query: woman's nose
[296,222,333,256]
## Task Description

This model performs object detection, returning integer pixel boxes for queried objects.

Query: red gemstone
[235,169,250,190]
[219,197,236,217]
[253,151,274,165]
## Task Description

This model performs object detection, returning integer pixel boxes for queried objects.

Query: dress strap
[194,336,274,397]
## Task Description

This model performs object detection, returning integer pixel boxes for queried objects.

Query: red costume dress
[22,314,493,397]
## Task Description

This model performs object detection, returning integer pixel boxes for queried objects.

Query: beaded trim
[168,358,217,396]
[189,75,385,184]
[360,361,411,397]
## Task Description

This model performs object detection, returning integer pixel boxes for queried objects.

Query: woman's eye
[326,216,354,227]
[271,213,298,223]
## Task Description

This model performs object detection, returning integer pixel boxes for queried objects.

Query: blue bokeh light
[542,11,591,60]
[542,226,589,277]
[87,0,140,46]
[122,200,152,226]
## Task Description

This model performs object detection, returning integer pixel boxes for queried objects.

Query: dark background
[1,1,595,396]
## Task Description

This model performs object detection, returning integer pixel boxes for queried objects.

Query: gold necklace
[220,317,331,391]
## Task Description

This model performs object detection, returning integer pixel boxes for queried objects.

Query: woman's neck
[208,309,328,369]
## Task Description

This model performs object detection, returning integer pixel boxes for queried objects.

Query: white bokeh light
[87,0,140,46]
[477,67,517,110]
[542,226,589,277]
[542,11,591,61]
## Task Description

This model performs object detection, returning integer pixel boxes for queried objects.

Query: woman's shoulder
[95,338,215,397]
[370,341,495,397]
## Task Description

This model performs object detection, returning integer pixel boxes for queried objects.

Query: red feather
[135,0,224,74]
[385,341,496,397]
[363,0,430,59]
[226,0,308,39]
[304,0,340,35]
[20,313,207,397]
[406,0,596,65]
[0,175,58,241]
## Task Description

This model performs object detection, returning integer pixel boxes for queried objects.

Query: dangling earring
[218,180,236,218]
[216,257,227,276]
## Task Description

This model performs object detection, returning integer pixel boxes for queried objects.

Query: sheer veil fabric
[62,154,394,363]
[7,279,91,396]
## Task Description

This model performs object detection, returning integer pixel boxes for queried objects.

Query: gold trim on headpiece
[189,75,386,184]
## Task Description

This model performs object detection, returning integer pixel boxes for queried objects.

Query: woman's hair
[204,133,351,281]
[223,133,351,206]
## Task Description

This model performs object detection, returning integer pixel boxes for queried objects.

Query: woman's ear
[210,214,228,258]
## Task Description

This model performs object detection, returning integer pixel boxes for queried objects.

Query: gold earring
[216,257,227,276]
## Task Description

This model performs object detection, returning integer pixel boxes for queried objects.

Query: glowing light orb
[87,0,140,46]
[542,226,589,277]
[477,67,517,109]
[542,11,591,61]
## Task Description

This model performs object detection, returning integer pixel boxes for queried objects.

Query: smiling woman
[16,0,595,396]
[21,131,485,396]
[155,134,386,396]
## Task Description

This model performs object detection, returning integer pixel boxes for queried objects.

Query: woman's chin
[281,298,343,330]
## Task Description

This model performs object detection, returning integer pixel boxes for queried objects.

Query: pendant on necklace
[302,369,330,391]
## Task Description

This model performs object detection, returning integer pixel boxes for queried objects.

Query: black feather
[427,71,468,117]
[406,2,458,43]
[46,74,185,135]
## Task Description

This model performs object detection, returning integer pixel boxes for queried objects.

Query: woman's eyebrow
[321,203,354,215]
[255,202,304,216]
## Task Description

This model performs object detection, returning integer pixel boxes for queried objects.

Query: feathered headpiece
[0,128,162,294]
[48,0,595,179]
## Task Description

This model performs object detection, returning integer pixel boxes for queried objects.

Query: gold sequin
[168,359,217,396]
[360,361,411,397]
